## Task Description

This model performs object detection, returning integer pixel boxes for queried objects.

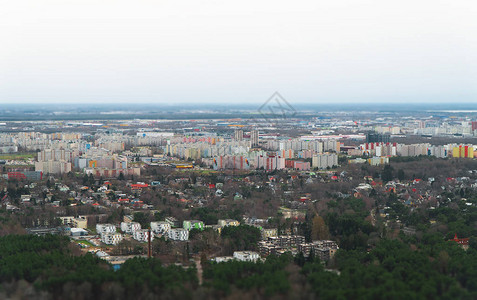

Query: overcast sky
[1,0,477,104]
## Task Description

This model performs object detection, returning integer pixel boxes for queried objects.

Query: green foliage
[3,229,477,299]
[189,227,204,239]
[381,164,394,182]
[115,257,197,297]
[429,206,477,237]
[204,254,292,296]
[326,212,374,250]
[397,169,406,181]
[202,235,477,299]
[389,155,437,163]
[133,212,150,228]
[304,238,475,299]
[221,225,261,251]
[0,235,197,299]
[190,207,218,225]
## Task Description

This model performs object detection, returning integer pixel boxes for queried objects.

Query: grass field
[76,240,95,247]
[0,153,36,160]
[4,164,34,168]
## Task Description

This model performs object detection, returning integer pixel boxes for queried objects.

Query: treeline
[2,232,477,299]
[0,235,197,299]
[203,235,477,299]
[203,254,291,297]
[221,225,262,252]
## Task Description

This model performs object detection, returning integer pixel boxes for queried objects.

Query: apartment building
[150,221,171,235]
[233,251,260,262]
[60,216,88,229]
[250,130,259,147]
[183,220,205,231]
[297,240,339,261]
[312,153,338,169]
[133,229,154,242]
[261,228,278,239]
[120,222,141,234]
[368,156,389,166]
[165,217,181,228]
[267,235,306,248]
[234,129,244,141]
[101,233,123,245]
[35,161,72,174]
[255,155,285,170]
[212,155,251,170]
[168,228,189,241]
[258,241,288,257]
[451,145,475,158]
[96,224,116,234]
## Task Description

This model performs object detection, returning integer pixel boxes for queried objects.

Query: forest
[1,232,477,299]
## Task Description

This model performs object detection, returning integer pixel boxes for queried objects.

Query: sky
[1,0,477,104]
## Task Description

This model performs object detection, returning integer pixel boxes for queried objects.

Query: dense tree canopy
[3,232,477,299]
[0,235,197,299]
[221,225,261,252]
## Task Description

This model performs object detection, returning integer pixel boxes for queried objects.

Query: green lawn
[0,153,36,160]
[76,240,95,247]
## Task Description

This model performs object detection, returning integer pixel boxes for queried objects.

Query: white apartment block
[168,228,189,241]
[233,251,260,262]
[397,144,429,157]
[255,155,286,170]
[38,149,76,162]
[101,233,123,245]
[120,222,141,234]
[96,224,116,234]
[133,229,154,242]
[428,145,448,158]
[312,153,338,169]
[35,161,72,174]
[150,221,171,235]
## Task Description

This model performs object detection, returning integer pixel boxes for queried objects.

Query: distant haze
[1,0,477,104]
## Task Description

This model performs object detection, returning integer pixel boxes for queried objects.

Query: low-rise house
[95,250,110,258]
[212,256,234,263]
[131,183,148,190]
[70,228,88,237]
